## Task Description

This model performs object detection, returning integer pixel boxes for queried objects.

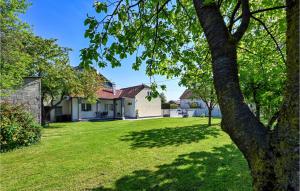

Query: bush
[0,103,42,152]
[189,102,199,108]
[170,104,178,109]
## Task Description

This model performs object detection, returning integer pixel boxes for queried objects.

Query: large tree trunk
[193,0,299,190]
[271,0,299,189]
[255,102,260,121]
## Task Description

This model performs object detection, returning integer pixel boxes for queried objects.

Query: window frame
[81,103,92,112]
[109,104,114,111]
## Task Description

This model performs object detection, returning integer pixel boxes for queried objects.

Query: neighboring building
[0,77,42,123]
[48,84,161,122]
[179,90,206,109]
[178,89,221,117]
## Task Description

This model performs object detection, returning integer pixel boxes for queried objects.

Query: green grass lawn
[0,118,252,191]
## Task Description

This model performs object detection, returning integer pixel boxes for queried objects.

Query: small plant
[0,103,42,152]
[189,102,199,109]
[170,104,178,109]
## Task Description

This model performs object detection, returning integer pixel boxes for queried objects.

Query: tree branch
[177,0,193,21]
[149,2,160,78]
[251,15,286,64]
[128,0,143,9]
[237,46,257,55]
[232,0,250,42]
[233,5,287,23]
[267,111,280,129]
[228,0,241,33]
[125,0,171,44]
[152,2,159,57]
[251,5,287,15]
[49,93,65,109]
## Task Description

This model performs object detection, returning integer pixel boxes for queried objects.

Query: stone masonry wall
[1,77,41,123]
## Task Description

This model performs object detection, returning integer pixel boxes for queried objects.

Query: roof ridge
[120,84,149,90]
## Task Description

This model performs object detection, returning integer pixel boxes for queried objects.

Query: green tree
[180,47,217,126]
[187,83,217,126]
[238,7,286,122]
[0,0,32,94]
[82,0,299,189]
[26,36,104,124]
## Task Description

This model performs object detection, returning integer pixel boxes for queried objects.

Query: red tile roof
[96,89,121,99]
[179,89,195,99]
[96,84,150,99]
[119,84,150,98]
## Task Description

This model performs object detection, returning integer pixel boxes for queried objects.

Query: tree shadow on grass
[120,124,220,148]
[88,144,252,191]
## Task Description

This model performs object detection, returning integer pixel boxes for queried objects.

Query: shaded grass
[0,118,252,191]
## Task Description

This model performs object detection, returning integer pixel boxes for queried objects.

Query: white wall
[79,99,97,119]
[115,99,122,117]
[124,98,136,118]
[49,99,71,122]
[135,88,162,118]
[71,98,79,121]
[98,100,114,118]
[163,108,222,118]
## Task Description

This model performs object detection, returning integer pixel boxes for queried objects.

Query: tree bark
[41,94,65,125]
[203,100,214,126]
[271,0,299,189]
[255,102,260,121]
[208,107,212,126]
[193,0,299,190]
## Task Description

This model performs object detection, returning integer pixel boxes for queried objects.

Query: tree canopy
[0,0,32,93]
[81,0,298,189]
[1,0,105,123]
[81,0,286,116]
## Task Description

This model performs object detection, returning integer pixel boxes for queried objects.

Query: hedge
[0,103,42,152]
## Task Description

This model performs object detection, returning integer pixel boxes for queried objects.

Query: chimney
[112,83,116,95]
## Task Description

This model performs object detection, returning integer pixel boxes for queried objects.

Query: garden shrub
[0,103,42,152]
[170,104,178,109]
[189,102,199,108]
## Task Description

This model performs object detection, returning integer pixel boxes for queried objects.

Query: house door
[105,104,114,117]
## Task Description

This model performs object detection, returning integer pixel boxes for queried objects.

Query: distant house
[48,83,161,122]
[1,77,42,123]
[179,89,221,117]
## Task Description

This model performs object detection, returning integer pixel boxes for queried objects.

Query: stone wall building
[1,77,42,123]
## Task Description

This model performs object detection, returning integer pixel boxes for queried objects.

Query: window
[109,104,114,111]
[55,106,63,116]
[104,104,113,111]
[147,91,151,97]
[81,103,92,111]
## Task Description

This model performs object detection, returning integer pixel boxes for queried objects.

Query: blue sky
[21,0,186,100]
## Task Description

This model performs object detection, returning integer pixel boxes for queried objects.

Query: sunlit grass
[0,118,251,191]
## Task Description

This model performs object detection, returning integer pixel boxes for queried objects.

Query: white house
[48,84,161,122]
[179,89,222,117]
